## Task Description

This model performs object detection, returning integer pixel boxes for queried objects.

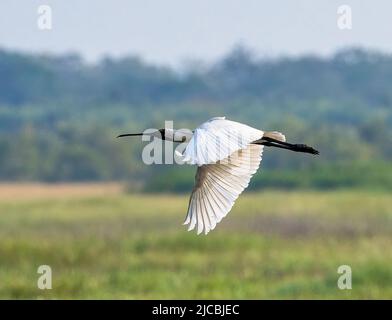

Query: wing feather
[184,144,264,234]
[181,117,264,165]
[203,187,217,230]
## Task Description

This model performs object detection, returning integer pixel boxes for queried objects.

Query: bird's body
[118,117,318,235]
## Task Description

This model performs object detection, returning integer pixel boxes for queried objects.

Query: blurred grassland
[0,185,391,299]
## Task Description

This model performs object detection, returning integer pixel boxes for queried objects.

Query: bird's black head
[158,128,165,140]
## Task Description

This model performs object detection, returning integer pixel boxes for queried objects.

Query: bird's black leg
[253,137,319,155]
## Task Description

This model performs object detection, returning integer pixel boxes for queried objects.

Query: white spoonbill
[118,117,319,235]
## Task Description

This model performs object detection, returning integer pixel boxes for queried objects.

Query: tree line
[0,46,391,190]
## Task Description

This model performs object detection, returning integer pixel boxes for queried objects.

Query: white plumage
[180,117,264,165]
[177,117,265,234]
[183,143,263,234]
[118,116,319,235]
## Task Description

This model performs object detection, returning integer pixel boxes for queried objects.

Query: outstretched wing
[184,144,264,235]
[180,117,264,166]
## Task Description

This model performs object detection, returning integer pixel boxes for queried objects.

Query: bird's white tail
[263,131,286,142]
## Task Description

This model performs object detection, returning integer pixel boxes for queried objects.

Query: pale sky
[0,0,391,66]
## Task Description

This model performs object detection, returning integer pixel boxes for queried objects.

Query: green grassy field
[0,186,391,299]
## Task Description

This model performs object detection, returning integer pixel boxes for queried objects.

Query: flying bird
[118,117,319,235]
